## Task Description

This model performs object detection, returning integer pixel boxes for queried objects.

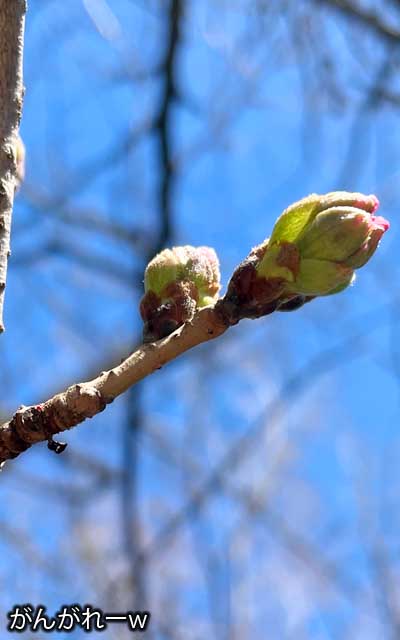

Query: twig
[317,0,400,44]
[0,303,230,464]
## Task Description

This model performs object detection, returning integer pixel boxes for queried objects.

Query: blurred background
[1,0,399,637]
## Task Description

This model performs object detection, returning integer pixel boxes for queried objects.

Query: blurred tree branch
[318,0,400,43]
[121,0,183,609]
[0,0,26,332]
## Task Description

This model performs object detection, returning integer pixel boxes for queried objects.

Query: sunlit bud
[268,191,380,246]
[296,206,388,268]
[258,191,389,297]
[140,245,220,341]
[223,192,389,321]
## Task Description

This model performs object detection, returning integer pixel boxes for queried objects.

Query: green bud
[296,208,375,263]
[258,191,389,297]
[144,248,182,297]
[183,246,221,307]
[255,242,296,282]
[286,258,354,296]
[140,245,220,341]
[223,191,389,321]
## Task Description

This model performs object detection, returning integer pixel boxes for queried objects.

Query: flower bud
[223,191,389,321]
[258,191,389,297]
[140,245,220,342]
[269,192,380,245]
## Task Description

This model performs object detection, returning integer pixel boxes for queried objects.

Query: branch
[0,188,390,466]
[0,304,230,465]
[317,0,400,44]
[120,0,184,605]
[0,0,26,332]
[153,0,182,253]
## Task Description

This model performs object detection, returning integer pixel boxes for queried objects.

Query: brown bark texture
[0,305,229,465]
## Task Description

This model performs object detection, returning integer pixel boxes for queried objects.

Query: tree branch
[153,0,182,252]
[0,304,230,465]
[0,0,26,332]
[317,0,400,44]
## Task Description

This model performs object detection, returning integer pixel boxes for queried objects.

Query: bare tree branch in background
[122,0,183,610]
[317,0,400,43]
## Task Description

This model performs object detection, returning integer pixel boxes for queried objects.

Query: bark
[0,305,230,465]
[0,0,26,332]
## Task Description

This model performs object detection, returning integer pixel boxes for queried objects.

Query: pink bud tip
[369,195,380,214]
[371,215,390,231]
[354,195,380,213]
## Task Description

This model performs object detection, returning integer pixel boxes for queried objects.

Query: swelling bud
[264,191,389,297]
[224,192,389,319]
[140,245,220,342]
